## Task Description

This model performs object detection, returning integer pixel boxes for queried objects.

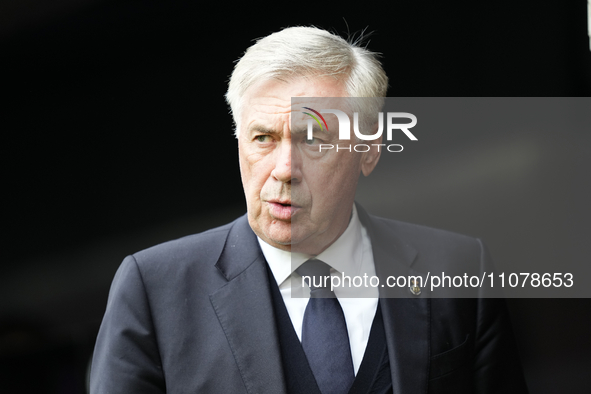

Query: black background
[2,1,591,393]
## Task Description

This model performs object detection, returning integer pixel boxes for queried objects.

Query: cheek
[239,146,259,188]
[238,158,252,194]
[240,157,271,201]
[309,158,359,203]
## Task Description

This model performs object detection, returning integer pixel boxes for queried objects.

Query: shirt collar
[259,204,364,286]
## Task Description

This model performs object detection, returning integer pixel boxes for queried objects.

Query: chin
[263,226,292,246]
[269,238,292,246]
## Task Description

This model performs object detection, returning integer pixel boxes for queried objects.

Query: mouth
[266,199,301,220]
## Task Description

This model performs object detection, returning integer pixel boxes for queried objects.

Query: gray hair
[225,26,388,136]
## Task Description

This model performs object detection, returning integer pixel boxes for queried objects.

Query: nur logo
[302,107,418,153]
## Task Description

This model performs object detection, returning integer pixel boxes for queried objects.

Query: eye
[255,135,272,143]
[305,136,321,145]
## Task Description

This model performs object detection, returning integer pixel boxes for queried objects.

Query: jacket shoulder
[368,214,482,251]
[364,213,490,282]
[130,215,245,274]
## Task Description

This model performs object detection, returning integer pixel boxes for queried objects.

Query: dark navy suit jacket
[90,205,528,393]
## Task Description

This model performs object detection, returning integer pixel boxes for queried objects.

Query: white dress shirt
[258,204,379,375]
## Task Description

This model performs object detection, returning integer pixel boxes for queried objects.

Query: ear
[360,123,382,177]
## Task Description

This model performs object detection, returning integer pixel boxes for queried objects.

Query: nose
[271,139,300,183]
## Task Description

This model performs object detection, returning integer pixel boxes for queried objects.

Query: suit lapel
[357,204,430,394]
[209,216,287,394]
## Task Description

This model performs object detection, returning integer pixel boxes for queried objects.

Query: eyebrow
[247,123,327,138]
[247,124,282,136]
[291,125,328,138]
[290,126,308,136]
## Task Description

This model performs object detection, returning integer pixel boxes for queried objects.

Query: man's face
[238,77,381,255]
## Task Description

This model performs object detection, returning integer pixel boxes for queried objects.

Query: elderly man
[90,27,528,393]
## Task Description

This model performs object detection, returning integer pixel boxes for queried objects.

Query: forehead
[240,77,348,129]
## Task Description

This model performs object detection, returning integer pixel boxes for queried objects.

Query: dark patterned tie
[297,259,355,394]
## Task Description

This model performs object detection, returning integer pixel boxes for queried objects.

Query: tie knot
[296,259,335,298]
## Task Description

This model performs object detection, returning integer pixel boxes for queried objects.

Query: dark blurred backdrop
[2,1,590,393]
